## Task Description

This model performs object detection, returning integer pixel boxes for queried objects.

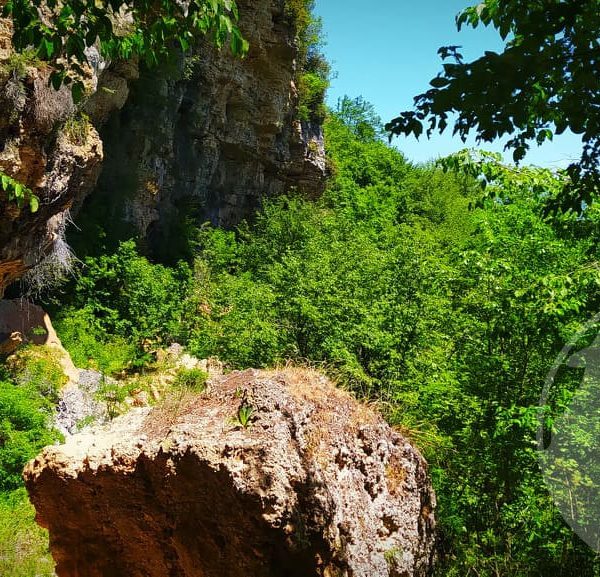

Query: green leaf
[9,0,246,93]
[71,81,85,104]
[42,37,55,58]
[179,36,190,52]
[50,71,63,91]
[430,76,450,88]
[29,195,40,213]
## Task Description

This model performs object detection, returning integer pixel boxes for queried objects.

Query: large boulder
[25,368,436,577]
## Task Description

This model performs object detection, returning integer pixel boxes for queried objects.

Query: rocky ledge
[0,0,328,296]
[25,368,436,577]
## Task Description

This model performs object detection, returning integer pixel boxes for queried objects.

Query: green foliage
[53,308,138,375]
[172,367,208,392]
[429,198,598,575]
[0,489,54,577]
[96,379,129,420]
[62,112,91,146]
[334,96,385,143]
[384,546,403,567]
[285,0,322,65]
[52,240,192,370]
[234,403,255,428]
[439,148,571,208]
[0,171,39,213]
[28,91,600,574]
[0,48,42,81]
[4,0,247,101]
[186,112,467,395]
[180,98,600,575]
[0,353,60,574]
[297,71,328,123]
[7,346,67,405]
[231,389,255,428]
[387,0,600,211]
[286,0,330,124]
[0,379,58,492]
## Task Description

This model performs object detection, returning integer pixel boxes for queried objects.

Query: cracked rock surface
[25,367,436,577]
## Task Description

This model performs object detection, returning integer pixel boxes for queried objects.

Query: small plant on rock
[172,367,208,392]
[97,380,128,420]
[7,345,67,405]
[0,49,42,123]
[63,113,91,146]
[0,172,39,213]
[0,49,42,82]
[231,389,256,429]
[384,546,403,567]
[235,403,255,428]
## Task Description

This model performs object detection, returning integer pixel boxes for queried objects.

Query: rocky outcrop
[0,0,327,293]
[0,11,145,297]
[0,18,104,297]
[0,129,103,291]
[0,299,78,381]
[25,368,436,577]
[88,0,326,251]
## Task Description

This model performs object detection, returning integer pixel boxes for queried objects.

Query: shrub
[96,380,130,420]
[0,49,42,82]
[172,368,208,392]
[297,71,329,123]
[7,346,67,405]
[184,101,600,574]
[0,380,58,492]
[52,240,192,371]
[285,0,330,124]
[74,241,191,341]
[53,309,138,375]
[62,113,91,146]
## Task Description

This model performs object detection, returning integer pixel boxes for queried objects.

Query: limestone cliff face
[0,0,326,294]
[0,17,103,296]
[25,368,436,577]
[92,0,326,249]
[0,18,129,297]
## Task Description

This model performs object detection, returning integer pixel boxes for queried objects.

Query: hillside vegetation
[1,0,599,573]
[32,98,600,576]
[0,355,62,575]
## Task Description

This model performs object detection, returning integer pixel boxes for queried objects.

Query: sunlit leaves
[387,0,600,211]
[0,171,40,213]
[3,0,247,100]
[50,98,600,574]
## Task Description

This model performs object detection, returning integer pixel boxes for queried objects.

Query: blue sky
[313,0,583,168]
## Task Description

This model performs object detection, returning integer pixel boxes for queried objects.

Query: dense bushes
[0,348,62,575]
[0,371,57,575]
[184,107,600,575]
[46,99,600,575]
[0,379,57,492]
[0,349,63,494]
[51,240,192,373]
[0,489,54,577]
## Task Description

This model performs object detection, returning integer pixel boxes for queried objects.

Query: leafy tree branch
[386,0,600,211]
[0,171,39,212]
[2,0,248,101]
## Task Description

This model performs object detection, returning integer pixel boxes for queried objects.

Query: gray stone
[92,0,326,246]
